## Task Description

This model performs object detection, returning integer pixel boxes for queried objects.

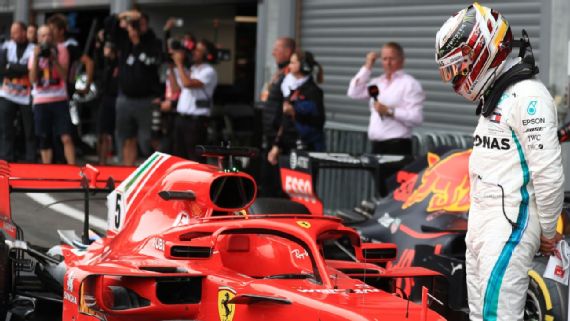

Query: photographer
[159,33,195,154]
[28,25,75,164]
[47,14,94,100]
[104,9,162,165]
[172,39,218,162]
[0,22,35,162]
[48,14,94,164]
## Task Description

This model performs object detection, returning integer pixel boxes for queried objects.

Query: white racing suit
[467,78,564,321]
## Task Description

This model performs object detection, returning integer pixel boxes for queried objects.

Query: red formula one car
[0,147,446,321]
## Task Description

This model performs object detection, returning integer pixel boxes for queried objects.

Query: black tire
[526,257,567,321]
[0,232,11,319]
[249,197,311,215]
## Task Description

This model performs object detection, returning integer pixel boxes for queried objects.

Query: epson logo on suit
[522,118,545,126]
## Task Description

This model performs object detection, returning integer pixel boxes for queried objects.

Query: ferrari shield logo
[218,287,236,321]
[296,221,311,229]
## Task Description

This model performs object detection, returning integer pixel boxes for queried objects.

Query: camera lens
[39,43,52,58]
[169,39,183,51]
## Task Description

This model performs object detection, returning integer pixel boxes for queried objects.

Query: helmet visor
[438,50,465,83]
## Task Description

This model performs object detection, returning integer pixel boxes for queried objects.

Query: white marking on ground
[25,193,107,230]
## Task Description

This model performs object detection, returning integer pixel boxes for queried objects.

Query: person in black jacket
[0,21,35,162]
[268,50,325,165]
[104,10,162,165]
[258,37,297,197]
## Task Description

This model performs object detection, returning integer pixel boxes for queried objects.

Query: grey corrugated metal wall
[300,0,543,133]
[32,0,109,9]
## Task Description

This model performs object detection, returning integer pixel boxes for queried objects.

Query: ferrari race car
[279,146,569,321]
[0,147,447,321]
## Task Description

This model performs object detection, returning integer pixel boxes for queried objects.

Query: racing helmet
[435,2,513,101]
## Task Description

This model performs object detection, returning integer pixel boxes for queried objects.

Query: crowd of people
[0,10,222,166]
[258,37,425,196]
[0,10,427,190]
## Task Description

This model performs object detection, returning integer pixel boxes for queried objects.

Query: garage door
[300,0,543,133]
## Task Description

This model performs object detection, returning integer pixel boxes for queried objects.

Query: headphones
[200,40,217,64]
[299,51,314,75]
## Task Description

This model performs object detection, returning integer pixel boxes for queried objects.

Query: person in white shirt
[171,39,218,161]
[347,42,425,156]
[347,42,425,195]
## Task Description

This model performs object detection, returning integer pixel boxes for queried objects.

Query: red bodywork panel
[2,154,446,321]
[0,161,136,238]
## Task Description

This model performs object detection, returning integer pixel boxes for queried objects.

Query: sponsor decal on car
[67,270,76,292]
[280,168,323,214]
[173,211,190,227]
[296,221,311,229]
[401,151,471,213]
[154,237,165,252]
[289,151,309,170]
[64,292,77,304]
[291,248,309,259]
[218,287,236,321]
[377,213,401,234]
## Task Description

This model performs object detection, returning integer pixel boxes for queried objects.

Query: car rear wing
[0,161,136,221]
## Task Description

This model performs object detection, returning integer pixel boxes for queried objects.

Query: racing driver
[435,3,564,321]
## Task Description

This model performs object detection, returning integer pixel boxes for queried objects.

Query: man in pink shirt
[347,42,424,195]
[347,42,425,156]
[28,25,75,164]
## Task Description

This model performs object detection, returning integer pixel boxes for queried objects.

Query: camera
[165,38,194,65]
[39,42,54,58]
[127,18,141,32]
[169,39,183,51]
[174,18,184,28]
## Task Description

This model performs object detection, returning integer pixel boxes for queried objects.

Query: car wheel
[0,232,12,319]
[526,257,567,321]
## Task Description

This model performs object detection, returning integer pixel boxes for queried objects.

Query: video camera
[39,42,55,58]
[169,39,184,51]
[165,37,195,65]
[126,17,141,32]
